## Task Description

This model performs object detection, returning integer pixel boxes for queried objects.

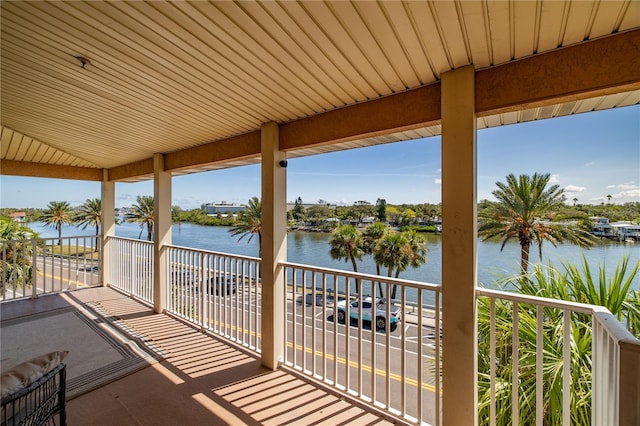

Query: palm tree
[0,217,37,290]
[172,205,182,232]
[228,197,262,257]
[478,173,595,274]
[75,198,102,235]
[329,224,364,294]
[362,222,389,294]
[329,224,363,273]
[373,230,427,298]
[125,195,154,241]
[40,201,74,245]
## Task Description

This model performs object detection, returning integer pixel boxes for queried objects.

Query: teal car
[336,297,401,331]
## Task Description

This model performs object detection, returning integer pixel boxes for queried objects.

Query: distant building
[8,212,26,223]
[590,217,615,238]
[202,202,246,215]
[609,222,640,241]
[286,201,336,211]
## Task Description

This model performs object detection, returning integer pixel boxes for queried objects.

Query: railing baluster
[536,305,543,426]
[490,297,496,426]
[563,309,571,426]
[512,301,519,426]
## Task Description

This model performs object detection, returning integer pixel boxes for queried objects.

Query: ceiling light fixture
[74,55,91,69]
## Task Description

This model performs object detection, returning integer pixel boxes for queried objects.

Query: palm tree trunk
[57,224,62,246]
[520,242,530,274]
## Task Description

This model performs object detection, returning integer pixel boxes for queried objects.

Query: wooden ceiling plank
[406,1,453,75]
[429,1,470,68]
[3,22,242,139]
[513,1,538,60]
[116,1,288,122]
[64,1,264,128]
[196,1,327,113]
[0,127,14,159]
[301,1,390,96]
[458,1,491,69]
[272,1,370,101]
[13,135,33,161]
[176,1,320,117]
[233,0,347,108]
[536,1,567,53]
[382,1,437,84]
[562,1,598,46]
[486,0,512,65]
[4,130,22,160]
[351,1,420,90]
[590,1,625,37]
[620,1,640,30]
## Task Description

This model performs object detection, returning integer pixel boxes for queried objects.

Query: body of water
[28,221,640,289]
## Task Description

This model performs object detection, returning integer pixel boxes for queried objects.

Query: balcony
[2,235,639,425]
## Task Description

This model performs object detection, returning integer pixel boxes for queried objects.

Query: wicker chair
[1,363,66,426]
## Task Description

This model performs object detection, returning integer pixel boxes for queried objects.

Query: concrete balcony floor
[1,287,395,426]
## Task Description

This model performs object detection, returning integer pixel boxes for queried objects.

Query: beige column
[101,170,115,287]
[153,153,172,314]
[441,65,478,425]
[261,122,287,369]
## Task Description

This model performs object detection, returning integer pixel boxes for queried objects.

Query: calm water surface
[30,221,639,289]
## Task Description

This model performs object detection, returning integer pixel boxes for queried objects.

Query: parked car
[78,265,99,272]
[171,268,199,287]
[205,274,236,295]
[335,296,401,331]
[305,288,335,306]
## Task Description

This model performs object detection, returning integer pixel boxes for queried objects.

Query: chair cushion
[1,351,68,399]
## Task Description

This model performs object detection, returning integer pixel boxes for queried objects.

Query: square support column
[153,153,172,314]
[441,65,478,426]
[261,122,287,370]
[101,170,115,287]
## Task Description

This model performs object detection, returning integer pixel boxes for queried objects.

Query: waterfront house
[590,216,616,239]
[610,222,640,242]
[1,2,639,425]
[7,212,26,223]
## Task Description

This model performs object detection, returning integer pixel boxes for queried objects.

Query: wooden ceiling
[1,1,638,181]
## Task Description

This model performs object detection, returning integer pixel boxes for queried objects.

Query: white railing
[1,235,102,301]
[280,261,442,426]
[165,245,262,353]
[476,288,640,426]
[592,309,640,426]
[107,236,154,304]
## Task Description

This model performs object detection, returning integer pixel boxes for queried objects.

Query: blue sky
[1,105,638,209]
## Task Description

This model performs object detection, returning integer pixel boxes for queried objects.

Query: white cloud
[434,178,442,185]
[564,185,586,193]
[607,184,616,188]
[549,174,560,184]
[585,162,595,167]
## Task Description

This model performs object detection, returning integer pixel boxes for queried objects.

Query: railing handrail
[279,260,442,292]
[106,235,153,245]
[476,287,598,315]
[593,310,639,342]
[166,243,261,262]
[2,234,100,244]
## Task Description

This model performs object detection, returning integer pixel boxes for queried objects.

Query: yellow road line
[36,271,87,287]
[285,341,437,392]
